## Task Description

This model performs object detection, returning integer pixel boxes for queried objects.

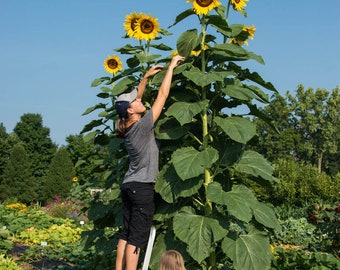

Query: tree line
[0,85,339,206]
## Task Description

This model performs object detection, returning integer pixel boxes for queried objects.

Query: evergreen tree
[13,113,57,199]
[43,147,75,203]
[14,113,57,178]
[0,144,37,203]
[0,124,21,187]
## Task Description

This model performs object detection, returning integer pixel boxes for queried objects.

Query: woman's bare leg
[125,244,140,270]
[115,239,127,270]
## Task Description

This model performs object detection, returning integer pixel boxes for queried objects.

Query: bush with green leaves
[0,227,13,254]
[43,195,88,222]
[271,247,340,270]
[271,217,317,247]
[251,159,340,206]
[308,201,340,258]
[81,1,282,269]
[0,254,20,270]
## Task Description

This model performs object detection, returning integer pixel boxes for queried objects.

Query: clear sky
[1,0,339,146]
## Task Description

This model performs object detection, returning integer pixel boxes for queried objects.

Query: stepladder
[142,226,156,270]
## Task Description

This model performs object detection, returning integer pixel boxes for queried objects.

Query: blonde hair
[159,250,185,270]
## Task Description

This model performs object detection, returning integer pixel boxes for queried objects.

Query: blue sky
[1,0,339,146]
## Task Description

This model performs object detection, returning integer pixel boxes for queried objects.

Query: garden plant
[81,0,282,269]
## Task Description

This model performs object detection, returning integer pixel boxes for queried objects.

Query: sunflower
[228,24,256,46]
[244,25,256,40]
[134,13,160,41]
[187,0,221,15]
[230,0,248,11]
[72,177,79,183]
[191,44,209,56]
[124,12,142,38]
[103,55,123,75]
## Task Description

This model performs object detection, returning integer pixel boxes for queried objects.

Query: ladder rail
[142,226,156,270]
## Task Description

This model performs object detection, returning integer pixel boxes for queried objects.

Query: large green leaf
[234,150,277,181]
[172,147,219,180]
[111,76,136,96]
[165,100,209,126]
[246,85,269,103]
[222,229,272,270]
[183,68,234,87]
[155,117,191,140]
[213,43,264,64]
[87,202,112,221]
[155,164,204,203]
[173,206,227,263]
[80,119,104,133]
[252,202,281,230]
[169,8,195,28]
[206,15,232,36]
[207,183,257,222]
[91,77,111,87]
[176,29,200,57]
[214,116,256,144]
[82,103,107,116]
[222,84,257,101]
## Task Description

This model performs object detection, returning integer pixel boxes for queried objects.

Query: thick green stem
[223,0,232,44]
[199,16,213,215]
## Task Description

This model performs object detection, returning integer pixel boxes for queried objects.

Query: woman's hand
[169,55,185,69]
[144,65,163,79]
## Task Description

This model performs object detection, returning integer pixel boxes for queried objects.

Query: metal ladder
[142,226,156,270]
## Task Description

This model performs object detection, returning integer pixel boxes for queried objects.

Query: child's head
[159,250,185,270]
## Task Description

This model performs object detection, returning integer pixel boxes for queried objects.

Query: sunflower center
[140,19,154,34]
[196,0,214,7]
[234,0,240,3]
[107,59,118,69]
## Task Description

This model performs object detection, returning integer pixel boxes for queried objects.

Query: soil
[10,244,75,270]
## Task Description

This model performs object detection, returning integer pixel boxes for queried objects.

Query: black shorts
[120,182,155,249]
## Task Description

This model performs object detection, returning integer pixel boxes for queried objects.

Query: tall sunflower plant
[82,1,281,269]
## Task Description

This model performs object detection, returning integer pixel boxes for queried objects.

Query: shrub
[308,201,340,258]
[0,254,20,270]
[257,159,340,206]
[272,217,317,247]
[271,247,340,269]
[43,195,87,222]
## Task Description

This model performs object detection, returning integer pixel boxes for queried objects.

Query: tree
[13,113,57,200]
[0,124,21,188]
[43,147,75,203]
[0,144,37,203]
[65,134,109,185]
[13,113,57,178]
[81,2,281,270]
[254,86,340,175]
[287,85,339,174]
[254,93,301,162]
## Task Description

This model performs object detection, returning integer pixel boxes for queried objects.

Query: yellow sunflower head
[228,25,255,46]
[72,177,79,183]
[124,12,142,38]
[230,0,248,11]
[104,55,123,75]
[171,50,179,57]
[243,25,256,40]
[134,13,160,41]
[187,0,222,15]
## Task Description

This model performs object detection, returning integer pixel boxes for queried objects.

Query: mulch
[10,244,75,270]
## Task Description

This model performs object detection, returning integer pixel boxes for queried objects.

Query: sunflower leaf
[176,29,200,57]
